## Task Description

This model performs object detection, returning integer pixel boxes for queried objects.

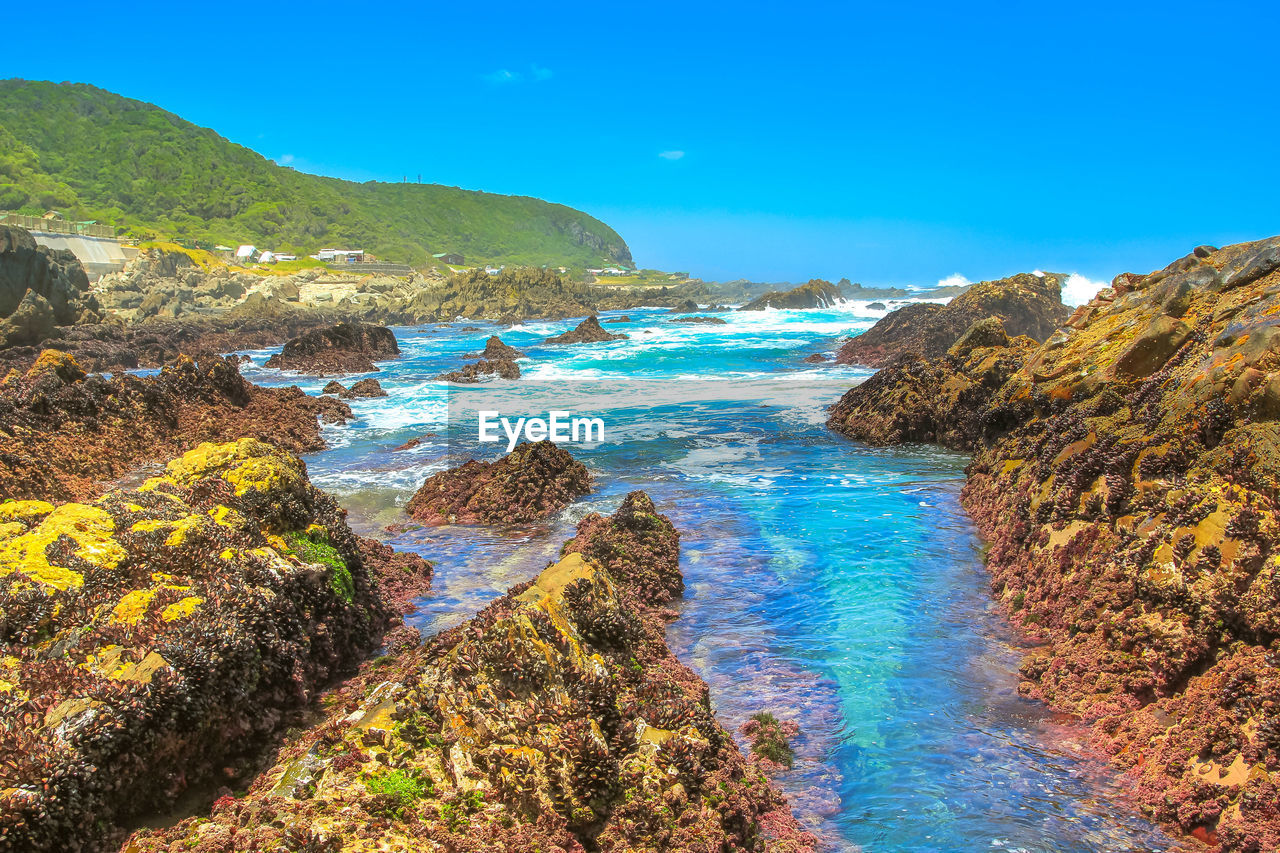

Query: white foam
[1061,273,1109,306]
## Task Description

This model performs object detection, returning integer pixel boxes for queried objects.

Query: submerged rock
[835,272,1068,366]
[264,322,400,374]
[671,315,727,324]
[543,315,628,344]
[121,493,816,853]
[0,439,394,851]
[406,440,591,524]
[434,357,521,383]
[739,279,841,310]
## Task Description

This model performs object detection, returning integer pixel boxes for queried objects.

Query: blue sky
[5,0,1278,286]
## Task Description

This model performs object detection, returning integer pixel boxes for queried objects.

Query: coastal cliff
[829,237,1280,850]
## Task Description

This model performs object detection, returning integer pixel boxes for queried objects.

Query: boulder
[0,289,58,347]
[0,351,350,502]
[543,316,628,345]
[463,335,524,360]
[0,226,98,345]
[264,322,400,374]
[739,279,841,310]
[406,440,591,524]
[435,357,521,383]
[342,377,388,398]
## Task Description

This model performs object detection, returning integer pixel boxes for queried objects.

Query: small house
[433,252,464,265]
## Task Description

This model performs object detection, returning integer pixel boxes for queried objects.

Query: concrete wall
[28,232,130,279]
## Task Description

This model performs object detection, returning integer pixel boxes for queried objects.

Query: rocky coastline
[829,237,1280,851]
[121,493,816,853]
[834,271,1068,366]
[0,350,349,502]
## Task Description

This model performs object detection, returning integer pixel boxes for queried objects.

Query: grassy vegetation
[0,80,632,269]
[592,268,693,288]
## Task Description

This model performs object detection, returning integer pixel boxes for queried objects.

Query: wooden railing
[0,212,115,238]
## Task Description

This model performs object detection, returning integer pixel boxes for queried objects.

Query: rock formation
[95,246,261,321]
[462,335,524,360]
[0,226,100,347]
[739,279,841,311]
[0,350,349,502]
[671,315,728,324]
[121,493,817,853]
[264,322,400,374]
[406,441,591,525]
[543,316,628,345]
[828,318,1036,449]
[0,439,394,851]
[343,377,388,398]
[829,237,1280,851]
[435,358,521,383]
[835,272,1069,366]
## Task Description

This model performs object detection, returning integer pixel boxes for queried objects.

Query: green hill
[0,79,632,268]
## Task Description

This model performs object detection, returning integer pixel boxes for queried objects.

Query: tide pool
[239,303,1185,852]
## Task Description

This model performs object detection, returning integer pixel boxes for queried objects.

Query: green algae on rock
[121,491,816,853]
[0,438,394,852]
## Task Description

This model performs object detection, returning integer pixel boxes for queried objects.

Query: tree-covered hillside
[0,80,632,268]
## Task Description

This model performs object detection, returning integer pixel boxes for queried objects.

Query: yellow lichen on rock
[161,596,202,622]
[112,589,158,625]
[0,500,56,524]
[0,503,126,591]
[130,513,207,547]
[145,438,306,498]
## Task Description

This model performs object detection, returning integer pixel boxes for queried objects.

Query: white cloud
[658,150,685,160]
[277,154,295,166]
[486,66,553,84]
[1061,273,1108,306]
[937,273,969,288]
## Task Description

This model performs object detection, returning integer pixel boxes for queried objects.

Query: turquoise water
[239,304,1185,852]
